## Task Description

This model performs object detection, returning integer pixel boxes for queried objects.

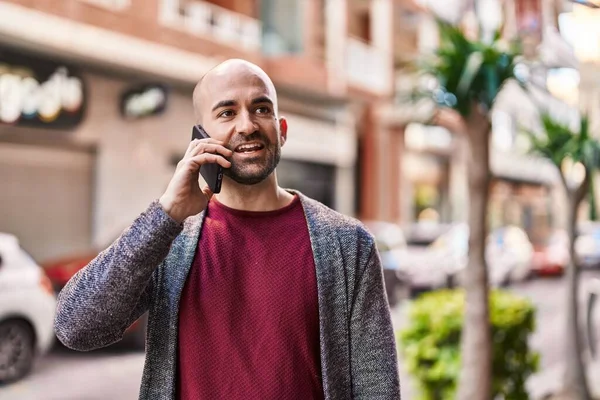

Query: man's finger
[189,153,232,169]
[189,143,233,158]
[184,138,226,157]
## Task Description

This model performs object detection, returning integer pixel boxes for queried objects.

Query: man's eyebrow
[251,96,274,106]
[211,100,237,112]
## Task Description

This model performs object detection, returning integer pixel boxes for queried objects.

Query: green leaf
[590,173,598,220]
[456,51,484,99]
[399,290,539,399]
[415,19,521,118]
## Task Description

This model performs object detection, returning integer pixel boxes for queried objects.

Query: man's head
[193,59,287,186]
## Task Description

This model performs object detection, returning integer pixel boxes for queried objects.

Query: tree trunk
[456,107,492,400]
[561,182,592,400]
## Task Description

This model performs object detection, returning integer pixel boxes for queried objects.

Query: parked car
[366,221,464,297]
[531,229,569,276]
[0,233,56,383]
[587,278,600,359]
[42,251,147,350]
[576,222,600,269]
[484,225,535,285]
[42,252,97,293]
[363,221,409,304]
[367,221,535,297]
[445,224,535,286]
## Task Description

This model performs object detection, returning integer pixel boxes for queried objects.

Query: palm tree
[523,113,600,399]
[414,20,521,399]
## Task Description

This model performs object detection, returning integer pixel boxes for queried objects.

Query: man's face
[197,67,287,186]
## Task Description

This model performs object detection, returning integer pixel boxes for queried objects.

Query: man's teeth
[237,144,262,152]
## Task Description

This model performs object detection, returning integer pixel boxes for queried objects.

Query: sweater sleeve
[349,241,401,399]
[54,201,183,351]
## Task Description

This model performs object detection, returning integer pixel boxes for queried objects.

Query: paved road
[0,344,144,400]
[2,271,600,400]
[514,270,600,398]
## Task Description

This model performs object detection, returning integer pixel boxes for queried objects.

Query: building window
[159,0,262,51]
[261,0,304,55]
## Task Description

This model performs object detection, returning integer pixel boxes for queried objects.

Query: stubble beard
[224,135,281,185]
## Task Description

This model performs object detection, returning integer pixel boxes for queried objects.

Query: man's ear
[279,116,288,146]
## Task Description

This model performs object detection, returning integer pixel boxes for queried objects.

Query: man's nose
[236,110,258,136]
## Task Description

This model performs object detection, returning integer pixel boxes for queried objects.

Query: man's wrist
[159,196,185,224]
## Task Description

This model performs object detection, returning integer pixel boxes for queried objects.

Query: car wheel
[0,320,35,383]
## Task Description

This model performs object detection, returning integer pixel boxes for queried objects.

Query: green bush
[399,289,540,400]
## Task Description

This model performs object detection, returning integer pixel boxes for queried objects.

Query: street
[0,344,144,400]
[1,271,600,400]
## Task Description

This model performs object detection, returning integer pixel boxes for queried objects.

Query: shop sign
[120,83,169,119]
[0,47,85,129]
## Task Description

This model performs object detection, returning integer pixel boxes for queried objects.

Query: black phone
[191,125,224,194]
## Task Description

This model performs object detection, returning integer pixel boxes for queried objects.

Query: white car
[368,220,535,295]
[0,233,56,383]
[442,224,535,287]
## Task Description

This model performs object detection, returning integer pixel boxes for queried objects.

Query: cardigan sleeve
[54,200,183,351]
[349,241,401,399]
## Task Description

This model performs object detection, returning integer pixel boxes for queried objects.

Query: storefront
[0,44,358,262]
[275,107,357,214]
[401,123,455,225]
[0,44,200,260]
[490,150,560,246]
[403,152,451,224]
[0,46,94,262]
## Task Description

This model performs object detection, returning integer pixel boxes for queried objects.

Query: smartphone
[191,125,224,194]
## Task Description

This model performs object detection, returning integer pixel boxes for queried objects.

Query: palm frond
[422,19,520,118]
[526,112,600,178]
[456,52,484,99]
[520,126,560,166]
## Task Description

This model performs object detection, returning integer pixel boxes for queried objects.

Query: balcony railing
[159,0,262,51]
[77,0,131,11]
[345,36,392,95]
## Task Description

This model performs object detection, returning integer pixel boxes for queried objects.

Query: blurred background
[1,0,600,399]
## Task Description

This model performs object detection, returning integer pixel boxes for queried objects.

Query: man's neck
[214,175,295,212]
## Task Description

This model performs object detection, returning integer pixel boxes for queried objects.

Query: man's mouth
[234,142,265,154]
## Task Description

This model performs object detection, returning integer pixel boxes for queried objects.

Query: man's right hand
[159,138,232,223]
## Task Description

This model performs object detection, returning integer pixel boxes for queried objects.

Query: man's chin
[225,169,272,186]
[228,176,269,186]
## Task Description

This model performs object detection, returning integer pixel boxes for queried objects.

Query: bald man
[55,59,400,400]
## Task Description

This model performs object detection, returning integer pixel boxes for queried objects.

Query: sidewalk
[527,361,600,400]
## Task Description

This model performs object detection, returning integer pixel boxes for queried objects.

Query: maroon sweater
[177,195,324,400]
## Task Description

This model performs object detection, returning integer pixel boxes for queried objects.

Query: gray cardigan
[55,191,401,399]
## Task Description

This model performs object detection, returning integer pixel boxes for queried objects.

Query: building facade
[367,0,580,246]
[0,0,394,261]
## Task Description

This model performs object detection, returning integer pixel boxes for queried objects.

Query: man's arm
[54,201,183,351]
[350,241,401,399]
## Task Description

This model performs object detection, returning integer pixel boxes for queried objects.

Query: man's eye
[256,107,271,114]
[219,110,234,118]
